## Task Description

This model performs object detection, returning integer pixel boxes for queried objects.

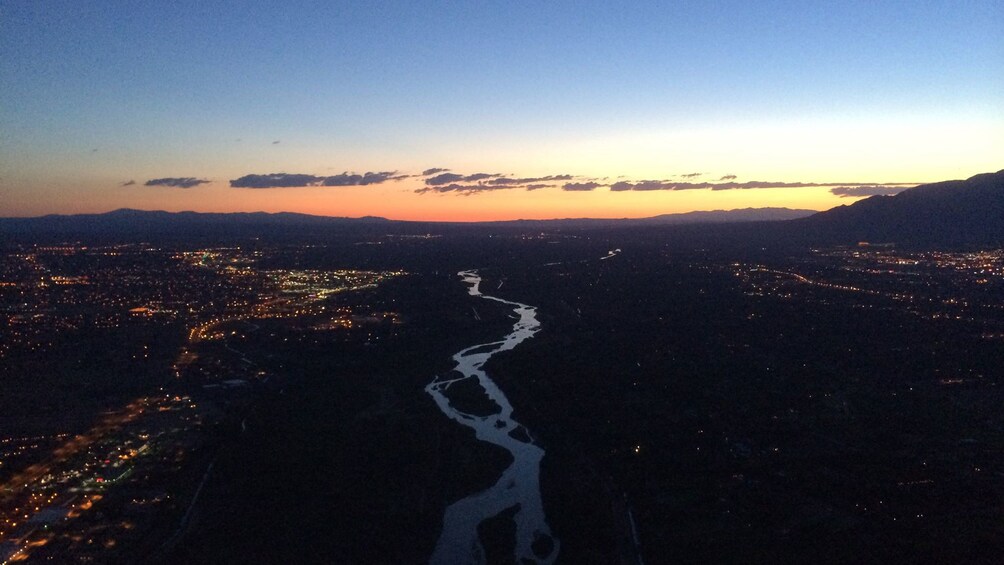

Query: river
[425,270,559,564]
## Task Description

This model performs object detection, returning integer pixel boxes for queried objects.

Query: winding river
[425,270,559,564]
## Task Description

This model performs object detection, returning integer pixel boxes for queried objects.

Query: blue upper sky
[1,1,1001,219]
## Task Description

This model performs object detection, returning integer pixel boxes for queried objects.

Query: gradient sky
[2,1,1001,221]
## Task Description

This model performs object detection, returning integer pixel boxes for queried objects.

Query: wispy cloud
[145,177,210,188]
[553,179,918,193]
[415,183,512,195]
[485,175,572,186]
[719,174,737,181]
[416,172,573,194]
[605,180,915,192]
[120,180,136,186]
[422,167,450,176]
[681,172,703,179]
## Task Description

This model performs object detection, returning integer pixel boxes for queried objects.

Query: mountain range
[792,170,1004,246]
[1,170,1001,247]
[0,206,816,240]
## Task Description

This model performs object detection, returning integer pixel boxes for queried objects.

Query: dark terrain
[1,170,1003,563]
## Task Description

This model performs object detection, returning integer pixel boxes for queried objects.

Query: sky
[1,1,1001,221]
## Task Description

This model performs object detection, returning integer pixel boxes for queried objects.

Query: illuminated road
[425,271,558,565]
[750,267,911,300]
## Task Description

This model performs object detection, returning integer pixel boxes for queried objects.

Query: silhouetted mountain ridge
[0,206,814,237]
[44,208,392,224]
[2,169,1002,248]
[0,208,396,243]
[795,169,1004,246]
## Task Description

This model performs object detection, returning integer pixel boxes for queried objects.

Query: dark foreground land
[2,226,1003,563]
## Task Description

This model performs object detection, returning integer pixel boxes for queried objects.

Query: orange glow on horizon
[1,178,901,222]
[1,114,998,221]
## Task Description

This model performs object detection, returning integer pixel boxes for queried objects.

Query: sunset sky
[2,1,1001,221]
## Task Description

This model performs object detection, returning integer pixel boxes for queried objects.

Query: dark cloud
[562,182,603,191]
[272,140,280,145]
[322,171,403,186]
[415,183,510,195]
[145,177,210,188]
[425,172,500,185]
[120,180,136,187]
[425,173,466,185]
[323,173,367,186]
[830,185,911,198]
[231,171,405,188]
[295,166,923,197]
[416,172,575,195]
[230,173,322,188]
[485,177,522,186]
[463,173,495,182]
